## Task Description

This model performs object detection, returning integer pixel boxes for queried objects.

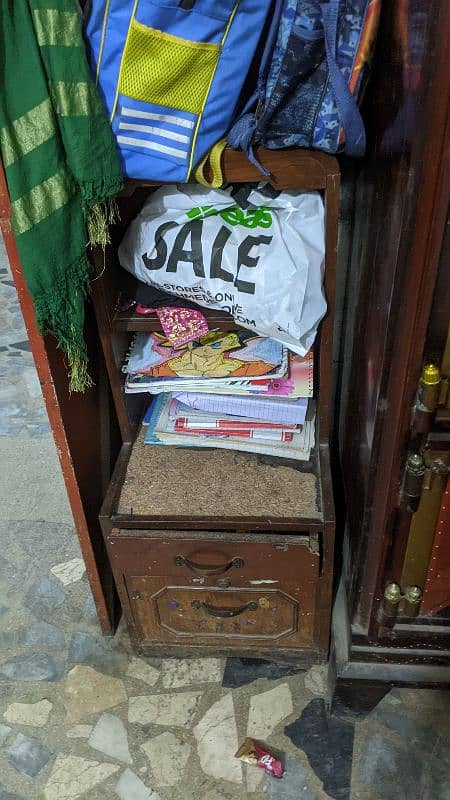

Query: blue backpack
[229,0,381,167]
[85,0,273,182]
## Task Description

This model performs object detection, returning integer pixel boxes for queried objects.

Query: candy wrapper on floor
[235,738,284,779]
[118,184,326,356]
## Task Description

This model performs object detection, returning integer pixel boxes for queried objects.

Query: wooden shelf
[113,306,236,333]
[112,148,339,338]
[93,147,340,446]
[120,147,338,194]
[91,146,339,660]
[103,425,323,530]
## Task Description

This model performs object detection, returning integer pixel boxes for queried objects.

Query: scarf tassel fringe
[34,254,94,393]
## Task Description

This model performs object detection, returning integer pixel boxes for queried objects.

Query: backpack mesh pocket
[119,20,220,115]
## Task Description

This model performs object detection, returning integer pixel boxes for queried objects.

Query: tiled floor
[1,237,450,800]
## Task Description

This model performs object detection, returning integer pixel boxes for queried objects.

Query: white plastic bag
[118,184,326,355]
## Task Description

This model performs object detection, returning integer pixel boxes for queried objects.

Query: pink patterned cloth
[135,304,209,347]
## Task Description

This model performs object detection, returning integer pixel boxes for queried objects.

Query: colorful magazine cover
[125,330,286,380]
[169,350,314,399]
[247,351,314,397]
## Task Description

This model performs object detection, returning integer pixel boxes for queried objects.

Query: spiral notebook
[172,393,308,425]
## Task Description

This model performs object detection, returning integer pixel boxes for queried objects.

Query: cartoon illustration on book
[126,330,284,379]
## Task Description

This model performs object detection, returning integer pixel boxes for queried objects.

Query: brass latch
[401,453,426,512]
[380,582,423,625]
[413,364,441,434]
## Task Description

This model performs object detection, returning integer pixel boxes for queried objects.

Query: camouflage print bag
[228,0,381,162]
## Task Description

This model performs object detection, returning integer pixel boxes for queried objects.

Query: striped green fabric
[0,99,54,168]
[33,9,83,47]
[49,81,102,117]
[0,1,122,391]
[11,170,71,235]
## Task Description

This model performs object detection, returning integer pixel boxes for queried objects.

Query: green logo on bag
[187,204,273,228]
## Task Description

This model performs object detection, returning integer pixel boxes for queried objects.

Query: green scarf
[0,0,123,391]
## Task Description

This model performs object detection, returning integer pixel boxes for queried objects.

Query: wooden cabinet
[330,0,450,710]
[88,148,339,662]
[105,529,321,657]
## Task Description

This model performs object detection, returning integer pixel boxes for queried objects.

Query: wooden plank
[0,162,118,634]
[123,147,334,192]
[113,306,236,332]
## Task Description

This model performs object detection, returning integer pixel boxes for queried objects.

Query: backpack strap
[194,139,228,188]
[320,0,366,157]
[227,0,285,174]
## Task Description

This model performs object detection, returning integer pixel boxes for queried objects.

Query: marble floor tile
[222,658,302,689]
[126,658,160,687]
[6,732,51,778]
[247,684,293,739]
[194,693,242,784]
[24,577,66,615]
[141,731,191,786]
[268,757,316,800]
[128,691,202,727]
[245,763,267,794]
[0,788,25,800]
[161,658,223,689]
[115,768,160,800]
[0,653,64,682]
[44,754,120,800]
[50,558,86,587]
[285,698,354,800]
[13,621,65,649]
[0,443,71,523]
[88,713,132,764]
[0,725,12,745]
[4,699,52,727]
[1,620,54,651]
[67,631,127,674]
[303,665,327,696]
[373,707,438,748]
[357,732,424,800]
[64,666,127,723]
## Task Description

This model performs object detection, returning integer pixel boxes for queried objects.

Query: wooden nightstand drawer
[126,576,316,649]
[107,529,320,584]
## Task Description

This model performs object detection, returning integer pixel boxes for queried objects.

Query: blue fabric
[86,0,135,121]
[111,96,198,182]
[84,0,104,68]
[193,0,273,171]
[135,1,235,43]
[320,0,365,156]
[86,0,273,181]
[229,0,372,156]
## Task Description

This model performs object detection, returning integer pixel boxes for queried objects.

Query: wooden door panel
[338,0,450,642]
[126,576,316,648]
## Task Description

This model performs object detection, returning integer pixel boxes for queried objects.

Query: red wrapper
[235,738,284,779]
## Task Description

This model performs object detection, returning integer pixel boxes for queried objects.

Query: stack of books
[123,329,315,460]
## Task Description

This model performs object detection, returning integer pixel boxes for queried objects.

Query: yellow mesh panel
[119,21,220,115]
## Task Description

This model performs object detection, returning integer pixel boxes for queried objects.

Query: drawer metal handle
[174,555,244,575]
[191,599,258,618]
